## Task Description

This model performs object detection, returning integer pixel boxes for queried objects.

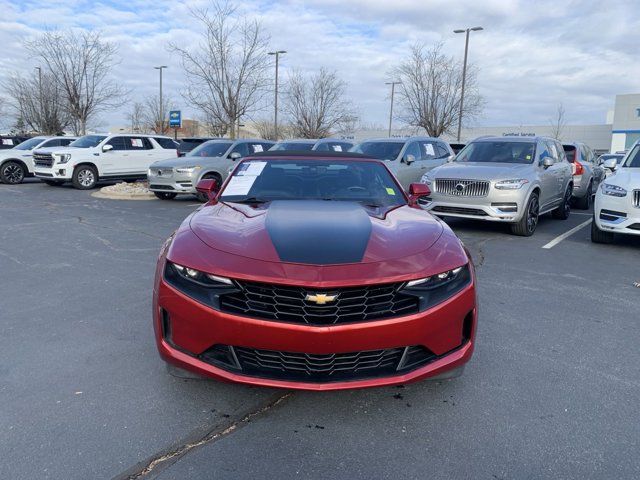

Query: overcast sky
[1,0,638,132]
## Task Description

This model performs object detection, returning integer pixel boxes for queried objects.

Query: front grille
[432,206,488,216]
[150,168,173,178]
[634,190,639,208]
[434,178,489,197]
[230,345,435,382]
[33,152,54,167]
[219,281,419,325]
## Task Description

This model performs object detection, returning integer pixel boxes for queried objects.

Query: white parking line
[542,219,592,249]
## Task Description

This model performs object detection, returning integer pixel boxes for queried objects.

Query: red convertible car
[153,151,477,390]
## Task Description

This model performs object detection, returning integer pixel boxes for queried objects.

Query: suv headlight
[402,264,471,311]
[495,179,529,190]
[421,171,435,185]
[174,166,201,174]
[55,153,71,164]
[601,183,627,197]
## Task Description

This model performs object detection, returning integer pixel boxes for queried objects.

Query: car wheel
[153,191,178,200]
[43,180,64,186]
[0,161,26,184]
[72,165,98,190]
[590,217,614,244]
[574,182,592,210]
[552,186,572,220]
[510,192,539,236]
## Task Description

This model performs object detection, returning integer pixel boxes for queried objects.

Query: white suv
[591,141,640,243]
[33,134,178,189]
[0,136,77,184]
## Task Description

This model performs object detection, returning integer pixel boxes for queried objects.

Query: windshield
[188,141,233,157]
[621,145,640,168]
[456,141,536,164]
[14,137,46,150]
[220,158,405,207]
[69,135,107,148]
[350,141,404,161]
[270,142,315,151]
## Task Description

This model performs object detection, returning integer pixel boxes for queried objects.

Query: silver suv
[350,137,454,188]
[148,138,274,200]
[421,136,573,236]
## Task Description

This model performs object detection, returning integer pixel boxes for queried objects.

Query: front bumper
[153,272,477,391]
[594,193,640,236]
[33,166,72,180]
[148,170,198,194]
[424,187,528,223]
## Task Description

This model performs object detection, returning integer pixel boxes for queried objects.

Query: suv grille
[219,281,419,325]
[33,152,54,167]
[634,190,639,208]
[435,178,489,197]
[230,345,435,382]
[432,206,488,216]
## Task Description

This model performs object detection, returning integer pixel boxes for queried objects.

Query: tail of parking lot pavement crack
[113,391,293,480]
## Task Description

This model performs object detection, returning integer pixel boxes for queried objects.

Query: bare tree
[283,68,357,138]
[170,1,271,139]
[25,30,128,135]
[4,73,70,134]
[141,94,173,134]
[198,111,229,137]
[549,103,566,140]
[252,118,277,140]
[126,102,145,133]
[392,43,482,137]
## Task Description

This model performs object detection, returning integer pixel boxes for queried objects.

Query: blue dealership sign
[169,110,181,128]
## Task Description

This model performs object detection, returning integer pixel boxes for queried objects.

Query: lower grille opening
[600,209,627,221]
[462,311,474,342]
[491,202,517,213]
[200,344,438,383]
[627,223,640,231]
[150,184,175,191]
[432,206,488,216]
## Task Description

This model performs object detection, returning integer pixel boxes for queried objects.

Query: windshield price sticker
[224,161,267,195]
[252,144,264,153]
[131,138,143,148]
[2,139,14,145]
[236,161,267,177]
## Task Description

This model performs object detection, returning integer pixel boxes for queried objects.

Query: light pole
[154,66,168,134]
[385,81,401,138]
[268,50,286,140]
[453,26,483,142]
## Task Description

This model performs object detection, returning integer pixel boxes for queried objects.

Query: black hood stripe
[265,201,372,265]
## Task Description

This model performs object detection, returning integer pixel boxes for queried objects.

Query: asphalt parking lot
[2,181,639,480]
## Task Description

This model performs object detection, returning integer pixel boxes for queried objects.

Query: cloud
[0,0,637,133]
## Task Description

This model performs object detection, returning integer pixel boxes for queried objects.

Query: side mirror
[447,154,456,163]
[407,182,431,206]
[603,158,617,171]
[195,178,219,201]
[542,157,554,168]
[403,154,416,164]
[102,144,113,152]
[229,152,241,161]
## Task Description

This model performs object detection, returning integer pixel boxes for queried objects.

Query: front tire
[72,165,98,190]
[0,161,26,184]
[552,186,572,220]
[574,182,592,210]
[510,192,539,236]
[153,191,177,200]
[591,218,614,244]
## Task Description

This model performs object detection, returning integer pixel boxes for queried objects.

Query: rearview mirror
[229,152,241,161]
[102,144,113,152]
[603,158,617,170]
[542,157,554,168]
[195,178,219,201]
[403,154,416,164]
[407,182,431,207]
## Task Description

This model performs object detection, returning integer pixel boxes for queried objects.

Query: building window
[636,108,640,118]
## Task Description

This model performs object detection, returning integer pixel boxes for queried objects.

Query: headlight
[147,168,152,177]
[601,183,627,197]
[164,262,235,309]
[402,264,471,311]
[495,179,529,190]
[55,153,71,164]
[174,166,200,174]
[421,172,435,184]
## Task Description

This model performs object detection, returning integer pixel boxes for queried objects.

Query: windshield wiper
[229,197,269,204]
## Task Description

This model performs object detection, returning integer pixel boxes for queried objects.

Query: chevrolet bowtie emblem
[305,293,337,305]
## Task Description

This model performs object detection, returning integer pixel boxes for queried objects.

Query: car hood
[189,200,445,266]
[33,146,87,155]
[431,162,532,180]
[607,168,640,187]
[151,156,225,168]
